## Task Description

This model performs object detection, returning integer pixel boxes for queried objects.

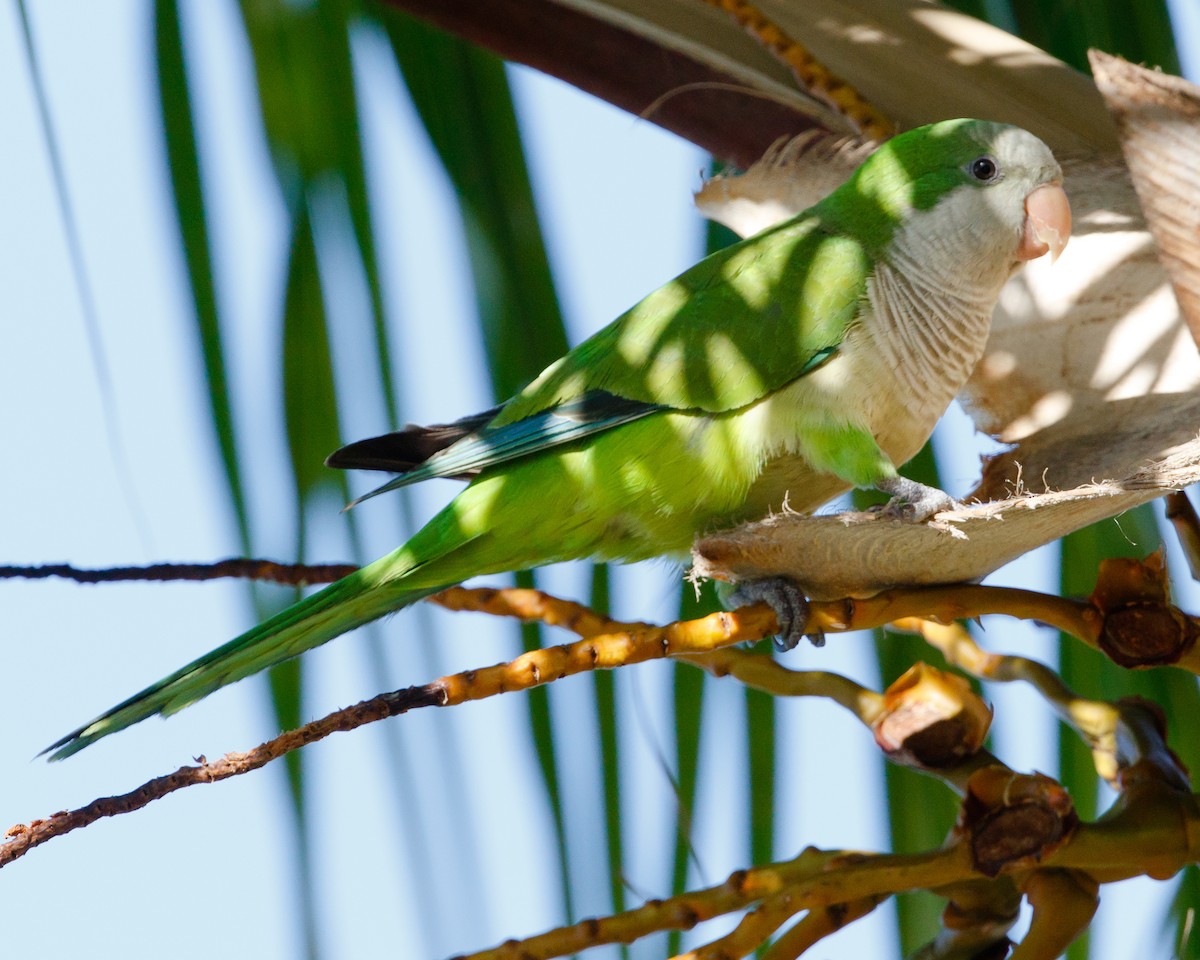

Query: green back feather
[496,119,1001,425]
[496,217,869,419]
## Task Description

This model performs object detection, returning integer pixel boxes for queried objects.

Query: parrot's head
[827,118,1071,289]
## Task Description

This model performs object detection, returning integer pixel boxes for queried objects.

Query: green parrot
[46,118,1070,759]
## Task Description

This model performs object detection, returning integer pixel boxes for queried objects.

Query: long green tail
[44,565,446,760]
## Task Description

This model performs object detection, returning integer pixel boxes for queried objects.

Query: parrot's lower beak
[1017,182,1071,262]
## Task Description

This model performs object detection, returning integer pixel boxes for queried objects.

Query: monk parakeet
[46,118,1070,758]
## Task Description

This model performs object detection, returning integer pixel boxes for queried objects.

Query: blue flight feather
[346,392,663,508]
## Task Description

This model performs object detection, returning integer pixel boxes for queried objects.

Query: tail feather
[43,570,446,760]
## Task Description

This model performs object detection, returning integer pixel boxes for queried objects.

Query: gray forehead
[987,125,1057,169]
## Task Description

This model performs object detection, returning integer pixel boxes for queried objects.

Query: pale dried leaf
[1090,50,1200,350]
[963,154,1200,441]
[694,395,1200,600]
[564,0,1118,151]
[552,0,863,134]
[750,0,1115,151]
[695,131,874,235]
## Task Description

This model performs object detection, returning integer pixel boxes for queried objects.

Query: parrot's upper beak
[1016,182,1072,262]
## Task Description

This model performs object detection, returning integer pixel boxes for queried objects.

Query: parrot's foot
[876,476,958,523]
[724,576,820,651]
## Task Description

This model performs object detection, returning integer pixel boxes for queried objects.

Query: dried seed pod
[959,767,1078,877]
[873,663,992,769]
[1090,553,1198,667]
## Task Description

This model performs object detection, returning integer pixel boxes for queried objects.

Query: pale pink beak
[1016,182,1071,262]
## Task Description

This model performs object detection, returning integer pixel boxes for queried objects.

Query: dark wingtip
[327,406,500,474]
[325,435,411,472]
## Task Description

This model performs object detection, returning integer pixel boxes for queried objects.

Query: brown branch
[677,883,805,959]
[453,846,972,960]
[0,558,357,586]
[1012,870,1098,960]
[762,895,882,960]
[0,561,1103,669]
[26,557,1200,668]
[450,849,836,960]
[454,789,1200,960]
[677,648,883,721]
[803,583,1101,646]
[1,605,773,869]
[818,571,1200,675]
[896,617,1125,784]
[0,561,643,637]
[1,682,444,868]
[431,585,646,636]
[434,606,775,704]
[901,617,1194,793]
[1165,491,1200,582]
[10,557,1200,959]
[7,554,1198,887]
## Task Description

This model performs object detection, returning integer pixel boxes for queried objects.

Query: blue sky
[1,2,1198,958]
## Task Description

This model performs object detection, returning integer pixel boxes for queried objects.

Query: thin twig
[0,562,641,636]
[761,895,882,960]
[1165,491,1200,582]
[1,682,443,868]
[453,846,971,960]
[897,617,1123,783]
[0,558,1105,644]
[0,558,356,586]
[812,584,1101,646]
[1,605,774,868]
[677,648,883,721]
[1012,870,1098,960]
[682,647,997,793]
[901,617,1192,791]
[4,556,1193,878]
[675,884,805,959]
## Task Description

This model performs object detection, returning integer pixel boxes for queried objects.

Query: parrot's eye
[969,156,999,182]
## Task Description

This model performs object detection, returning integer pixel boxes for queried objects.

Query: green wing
[340,211,871,507]
[495,212,870,426]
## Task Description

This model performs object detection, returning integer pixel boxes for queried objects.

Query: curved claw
[724,576,818,651]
